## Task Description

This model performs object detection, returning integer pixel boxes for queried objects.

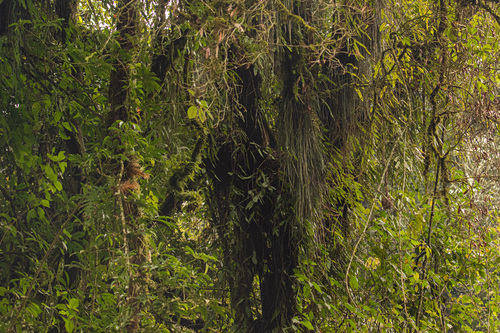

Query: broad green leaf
[53,180,63,192]
[300,320,314,330]
[68,298,79,310]
[59,162,67,174]
[65,319,74,333]
[187,106,198,119]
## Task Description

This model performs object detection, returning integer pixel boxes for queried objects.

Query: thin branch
[345,137,398,304]
[414,159,441,329]
[479,2,500,27]
[117,160,131,277]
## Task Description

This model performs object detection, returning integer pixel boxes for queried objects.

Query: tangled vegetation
[2,0,500,332]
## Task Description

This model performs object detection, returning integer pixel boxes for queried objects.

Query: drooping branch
[479,2,500,26]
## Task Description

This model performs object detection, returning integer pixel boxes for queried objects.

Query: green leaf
[48,151,66,162]
[58,126,71,140]
[10,226,16,237]
[65,319,74,333]
[54,111,62,123]
[355,88,364,102]
[27,303,41,316]
[53,180,63,192]
[187,106,198,119]
[199,109,206,122]
[474,284,481,294]
[295,273,307,282]
[300,320,314,330]
[303,283,311,298]
[62,122,72,132]
[44,164,57,183]
[349,274,359,290]
[68,298,79,310]
[311,281,322,293]
[27,209,37,222]
[59,162,67,174]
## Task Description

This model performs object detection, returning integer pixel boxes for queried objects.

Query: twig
[345,137,398,304]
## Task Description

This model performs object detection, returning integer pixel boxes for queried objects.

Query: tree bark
[108,1,146,331]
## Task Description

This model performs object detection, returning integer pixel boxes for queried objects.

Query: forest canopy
[2,0,500,332]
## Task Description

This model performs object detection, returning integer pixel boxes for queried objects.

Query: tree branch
[479,2,500,27]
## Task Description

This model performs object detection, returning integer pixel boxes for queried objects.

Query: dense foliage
[2,0,500,332]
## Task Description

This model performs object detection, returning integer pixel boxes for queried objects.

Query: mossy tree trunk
[107,0,147,330]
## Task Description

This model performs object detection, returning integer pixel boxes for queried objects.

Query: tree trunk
[108,1,146,331]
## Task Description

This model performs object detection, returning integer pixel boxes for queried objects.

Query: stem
[345,138,398,304]
[118,160,132,278]
[415,160,440,329]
